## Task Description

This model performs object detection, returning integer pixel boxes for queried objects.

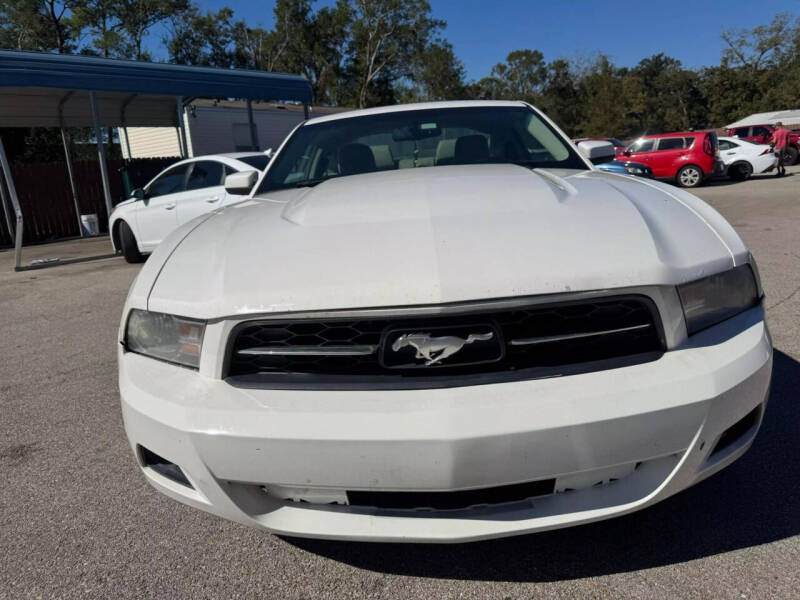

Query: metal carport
[0,50,311,270]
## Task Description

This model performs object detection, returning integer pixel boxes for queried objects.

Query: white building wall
[187,106,305,155]
[122,105,307,159]
[122,126,182,158]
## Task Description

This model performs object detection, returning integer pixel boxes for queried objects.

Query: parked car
[109,152,272,263]
[119,101,771,543]
[717,137,778,180]
[595,159,654,178]
[619,131,723,188]
[574,137,627,154]
[728,124,799,165]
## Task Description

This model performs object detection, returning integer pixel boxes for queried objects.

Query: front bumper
[120,306,772,543]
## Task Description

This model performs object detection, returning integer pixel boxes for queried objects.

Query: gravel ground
[1,167,799,599]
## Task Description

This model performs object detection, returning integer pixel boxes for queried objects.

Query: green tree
[72,0,127,57]
[0,0,82,53]
[577,55,630,137]
[167,6,234,67]
[404,41,466,102]
[348,0,444,107]
[539,58,582,135]
[116,0,188,60]
[301,0,353,104]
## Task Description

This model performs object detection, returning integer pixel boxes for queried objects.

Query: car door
[136,163,190,251]
[718,139,741,165]
[651,136,688,178]
[732,127,751,141]
[750,126,773,145]
[178,160,227,226]
[624,138,656,169]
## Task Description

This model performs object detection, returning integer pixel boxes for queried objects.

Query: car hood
[145,164,748,319]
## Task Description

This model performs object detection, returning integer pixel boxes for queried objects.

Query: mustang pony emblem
[391,332,494,366]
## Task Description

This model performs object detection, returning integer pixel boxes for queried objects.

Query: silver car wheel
[679,166,701,187]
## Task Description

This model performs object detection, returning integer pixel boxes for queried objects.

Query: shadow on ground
[288,350,800,582]
[706,172,793,187]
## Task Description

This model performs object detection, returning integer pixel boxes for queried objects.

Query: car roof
[718,136,761,145]
[641,131,709,139]
[167,153,267,167]
[218,152,268,159]
[303,100,528,125]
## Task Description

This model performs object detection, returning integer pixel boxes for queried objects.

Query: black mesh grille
[226,296,664,388]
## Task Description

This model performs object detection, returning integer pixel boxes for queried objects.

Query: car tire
[785,146,799,166]
[119,221,145,264]
[729,162,752,181]
[677,165,703,188]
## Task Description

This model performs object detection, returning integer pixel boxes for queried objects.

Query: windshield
[256,106,587,193]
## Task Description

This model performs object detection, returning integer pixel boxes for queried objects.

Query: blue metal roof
[0,50,311,103]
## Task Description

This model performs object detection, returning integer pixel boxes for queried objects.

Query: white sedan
[118,101,771,543]
[109,152,271,262]
[718,136,778,180]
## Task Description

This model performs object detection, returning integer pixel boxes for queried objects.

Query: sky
[186,0,799,80]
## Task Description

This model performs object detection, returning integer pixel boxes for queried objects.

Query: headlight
[625,165,644,174]
[677,265,760,335]
[125,309,205,368]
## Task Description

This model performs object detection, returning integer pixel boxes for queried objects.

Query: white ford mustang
[118,101,772,543]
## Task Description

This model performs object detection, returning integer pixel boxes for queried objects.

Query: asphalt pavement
[1,167,798,599]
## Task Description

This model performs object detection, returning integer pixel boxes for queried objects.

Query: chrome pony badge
[391,331,495,366]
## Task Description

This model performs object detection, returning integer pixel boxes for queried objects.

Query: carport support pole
[0,137,24,271]
[0,167,14,240]
[60,129,84,237]
[122,127,132,159]
[246,99,260,150]
[176,97,189,158]
[89,92,114,220]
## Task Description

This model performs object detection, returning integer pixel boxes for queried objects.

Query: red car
[618,131,723,188]
[727,124,799,165]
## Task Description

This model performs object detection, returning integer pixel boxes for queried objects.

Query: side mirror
[224,170,259,196]
[577,140,616,165]
[132,188,146,200]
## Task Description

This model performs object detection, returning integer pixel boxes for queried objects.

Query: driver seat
[454,135,490,164]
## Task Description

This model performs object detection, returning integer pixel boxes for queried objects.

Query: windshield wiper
[293,176,342,188]
[293,179,326,188]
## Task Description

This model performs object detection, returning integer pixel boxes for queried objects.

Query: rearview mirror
[132,188,145,200]
[224,170,259,196]
[577,140,616,165]
[392,122,442,141]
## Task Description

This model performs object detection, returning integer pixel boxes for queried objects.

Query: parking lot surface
[1,168,799,599]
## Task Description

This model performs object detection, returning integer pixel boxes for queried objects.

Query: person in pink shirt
[772,121,790,176]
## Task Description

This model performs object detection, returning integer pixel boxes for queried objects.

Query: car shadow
[706,173,790,187]
[286,349,800,582]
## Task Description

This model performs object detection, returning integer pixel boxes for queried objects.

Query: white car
[109,152,271,262]
[118,101,772,543]
[718,136,778,180]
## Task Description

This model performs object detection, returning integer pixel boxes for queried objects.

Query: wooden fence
[0,157,176,248]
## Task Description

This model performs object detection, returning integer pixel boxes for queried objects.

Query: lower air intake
[138,445,193,488]
[347,478,556,511]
